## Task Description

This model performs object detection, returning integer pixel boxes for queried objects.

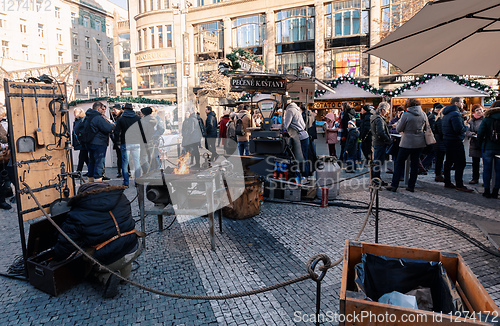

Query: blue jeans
[121,144,141,186]
[391,147,423,190]
[87,144,107,179]
[372,144,387,179]
[482,149,500,189]
[238,141,249,156]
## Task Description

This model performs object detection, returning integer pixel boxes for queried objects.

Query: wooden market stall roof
[315,76,385,100]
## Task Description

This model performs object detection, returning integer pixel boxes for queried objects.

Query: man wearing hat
[54,182,143,298]
[114,103,141,186]
[110,104,124,178]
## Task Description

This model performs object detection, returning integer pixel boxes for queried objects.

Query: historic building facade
[115,0,435,103]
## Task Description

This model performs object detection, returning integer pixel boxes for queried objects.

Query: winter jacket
[53,186,138,265]
[72,118,84,150]
[340,107,356,137]
[197,114,206,138]
[442,105,467,141]
[114,109,141,146]
[397,106,427,149]
[466,115,484,158]
[433,118,446,153]
[370,113,391,147]
[345,127,359,156]
[86,109,114,146]
[205,111,218,138]
[283,103,308,140]
[359,110,373,142]
[427,110,438,132]
[477,107,500,152]
[302,109,317,140]
[182,113,203,146]
[234,110,252,142]
[218,115,230,139]
[323,113,338,144]
[140,115,158,144]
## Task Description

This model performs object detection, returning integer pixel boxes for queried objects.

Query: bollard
[320,187,328,207]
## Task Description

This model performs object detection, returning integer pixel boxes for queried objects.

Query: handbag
[424,121,436,146]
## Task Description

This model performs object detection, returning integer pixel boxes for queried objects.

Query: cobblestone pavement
[0,155,499,325]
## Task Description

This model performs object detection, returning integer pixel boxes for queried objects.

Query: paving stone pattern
[0,164,499,325]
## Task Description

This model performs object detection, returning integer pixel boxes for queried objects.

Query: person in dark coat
[110,104,124,178]
[466,104,484,185]
[345,120,359,172]
[72,108,89,175]
[477,100,500,198]
[421,103,444,171]
[433,109,447,182]
[114,103,141,186]
[370,102,392,184]
[386,98,427,192]
[86,102,114,182]
[441,97,473,192]
[204,106,218,160]
[53,182,143,298]
[359,105,374,162]
[340,102,356,161]
[182,111,203,168]
[139,107,158,172]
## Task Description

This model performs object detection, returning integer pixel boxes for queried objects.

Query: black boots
[483,188,491,198]
[492,188,499,199]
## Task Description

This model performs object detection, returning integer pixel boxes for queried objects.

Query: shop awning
[392,75,491,98]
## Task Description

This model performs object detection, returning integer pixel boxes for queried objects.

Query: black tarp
[354,253,464,314]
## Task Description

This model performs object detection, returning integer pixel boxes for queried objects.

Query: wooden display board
[4,80,75,222]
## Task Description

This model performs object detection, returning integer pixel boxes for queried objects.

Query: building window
[325,0,369,38]
[121,69,132,91]
[143,28,147,49]
[57,29,62,43]
[22,45,29,61]
[157,0,162,9]
[158,26,164,48]
[85,36,90,48]
[107,44,111,54]
[40,49,46,63]
[73,33,78,46]
[87,81,93,94]
[150,27,155,49]
[95,20,101,32]
[106,25,111,35]
[55,7,61,18]
[275,7,315,44]
[119,33,131,60]
[71,12,77,24]
[138,30,143,51]
[38,24,44,38]
[276,52,314,76]
[20,22,27,33]
[73,54,79,62]
[75,80,81,94]
[97,59,102,72]
[381,0,424,32]
[108,62,113,73]
[232,14,266,49]
[86,57,91,70]
[96,39,101,51]
[163,0,169,9]
[83,16,90,28]
[137,65,177,89]
[150,0,154,11]
[139,0,142,13]
[196,61,218,85]
[324,47,369,78]
[197,0,204,7]
[166,25,172,47]
[1,41,8,58]
[58,51,64,64]
[380,59,402,75]
[195,21,224,54]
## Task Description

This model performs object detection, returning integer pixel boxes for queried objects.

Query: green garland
[314,76,387,98]
[226,48,264,71]
[69,96,173,107]
[388,74,498,102]
[236,93,256,102]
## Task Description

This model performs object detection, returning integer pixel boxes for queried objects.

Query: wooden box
[340,241,500,325]
[26,214,86,296]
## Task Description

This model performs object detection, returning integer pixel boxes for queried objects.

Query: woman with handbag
[386,98,429,192]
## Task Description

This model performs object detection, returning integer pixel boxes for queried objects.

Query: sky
[109,0,128,10]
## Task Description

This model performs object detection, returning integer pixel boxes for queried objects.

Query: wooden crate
[340,241,500,325]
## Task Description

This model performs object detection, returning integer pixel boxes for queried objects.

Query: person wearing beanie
[53,182,143,298]
[345,119,359,172]
[140,107,153,116]
[113,103,141,186]
[204,106,218,161]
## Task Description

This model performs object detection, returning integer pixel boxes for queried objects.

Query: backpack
[490,119,500,143]
[227,121,236,141]
[235,117,245,136]
[78,115,98,146]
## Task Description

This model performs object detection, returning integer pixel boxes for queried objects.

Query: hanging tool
[16,85,36,153]
[34,87,45,146]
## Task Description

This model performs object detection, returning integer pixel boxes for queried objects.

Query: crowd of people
[326,98,500,198]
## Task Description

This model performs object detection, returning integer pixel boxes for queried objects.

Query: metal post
[207,179,215,251]
[375,188,379,244]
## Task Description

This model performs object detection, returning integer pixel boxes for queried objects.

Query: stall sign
[392,97,451,106]
[230,76,287,94]
[313,100,362,110]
